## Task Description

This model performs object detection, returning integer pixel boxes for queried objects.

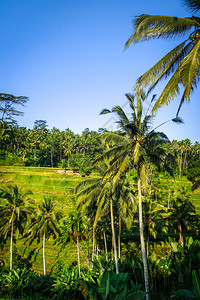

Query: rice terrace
[1,0,200,300]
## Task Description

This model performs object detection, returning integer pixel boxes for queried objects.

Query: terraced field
[1,166,200,273]
[0,166,88,273]
[0,166,82,214]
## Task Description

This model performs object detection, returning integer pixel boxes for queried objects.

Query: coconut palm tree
[60,210,88,277]
[168,188,199,252]
[76,163,136,275]
[28,197,60,275]
[99,92,180,300]
[125,0,200,114]
[0,184,35,270]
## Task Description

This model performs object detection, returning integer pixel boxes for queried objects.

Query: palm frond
[125,15,196,47]
[135,41,190,94]
[113,154,130,184]
[125,93,137,121]
[100,109,112,115]
[112,105,130,126]
[172,116,184,123]
[102,132,128,144]
[182,0,200,13]
[154,39,200,110]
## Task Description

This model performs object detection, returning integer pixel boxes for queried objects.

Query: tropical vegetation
[1,1,200,299]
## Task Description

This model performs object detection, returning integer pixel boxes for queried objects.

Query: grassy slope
[1,166,200,273]
[160,175,200,213]
[0,166,90,273]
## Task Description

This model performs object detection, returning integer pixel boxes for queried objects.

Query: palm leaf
[183,0,200,13]
[125,15,196,46]
[135,41,190,94]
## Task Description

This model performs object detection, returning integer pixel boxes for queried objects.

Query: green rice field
[0,165,200,273]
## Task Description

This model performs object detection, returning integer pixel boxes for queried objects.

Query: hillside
[1,165,200,273]
[0,166,88,273]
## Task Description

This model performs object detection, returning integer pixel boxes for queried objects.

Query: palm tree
[76,163,135,274]
[168,188,199,252]
[0,184,35,270]
[125,0,200,114]
[28,197,60,275]
[60,210,88,277]
[99,92,180,300]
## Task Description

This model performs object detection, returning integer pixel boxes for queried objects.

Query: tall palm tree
[99,92,180,300]
[76,163,135,274]
[61,210,88,277]
[125,0,200,114]
[0,184,35,270]
[28,197,60,275]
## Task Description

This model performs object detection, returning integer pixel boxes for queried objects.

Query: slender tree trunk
[60,145,62,161]
[22,148,26,162]
[146,238,149,258]
[111,238,113,261]
[87,234,90,268]
[118,215,121,259]
[183,150,187,169]
[92,227,95,263]
[50,145,53,168]
[178,223,184,252]
[137,165,150,300]
[43,232,46,275]
[10,219,14,270]
[168,189,171,209]
[103,228,108,260]
[97,245,99,260]
[110,196,119,274]
[34,144,37,160]
[77,236,81,277]
[179,150,183,178]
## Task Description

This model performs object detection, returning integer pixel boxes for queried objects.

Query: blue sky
[0,0,199,142]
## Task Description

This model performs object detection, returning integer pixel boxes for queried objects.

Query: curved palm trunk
[10,219,14,270]
[43,232,46,275]
[103,228,108,260]
[92,227,95,263]
[110,196,119,274]
[118,215,122,259]
[77,235,81,277]
[137,166,150,300]
[178,222,185,252]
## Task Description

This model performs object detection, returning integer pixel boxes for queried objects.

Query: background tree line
[1,119,200,181]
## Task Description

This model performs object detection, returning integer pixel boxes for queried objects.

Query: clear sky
[0,0,199,143]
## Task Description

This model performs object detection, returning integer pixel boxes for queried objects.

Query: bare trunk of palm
[168,189,171,209]
[43,232,46,276]
[87,234,90,268]
[183,150,187,169]
[97,245,99,260]
[110,196,119,274]
[146,238,149,258]
[50,145,53,168]
[118,215,121,259]
[92,226,95,263]
[77,236,81,277]
[179,150,183,178]
[103,228,108,260]
[178,223,185,252]
[22,148,26,162]
[137,166,150,300]
[10,219,14,270]
[34,144,37,161]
